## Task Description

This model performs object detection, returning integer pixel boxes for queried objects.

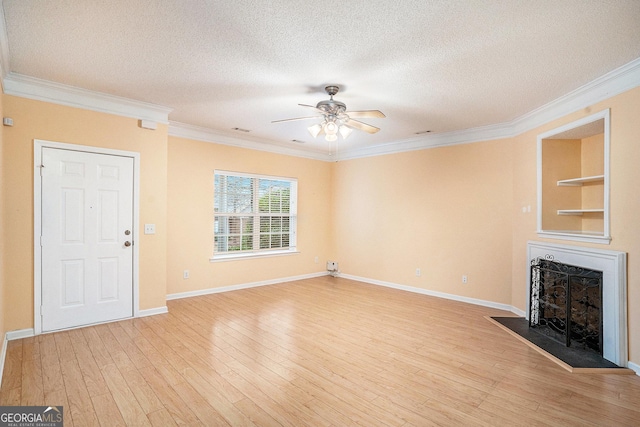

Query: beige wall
[331,139,514,304]
[581,133,605,177]
[1,95,168,330]
[166,136,333,295]
[541,139,582,231]
[581,133,605,232]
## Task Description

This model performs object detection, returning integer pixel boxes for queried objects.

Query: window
[213,171,297,259]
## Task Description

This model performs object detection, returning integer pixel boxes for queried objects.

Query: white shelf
[557,209,605,216]
[557,175,604,186]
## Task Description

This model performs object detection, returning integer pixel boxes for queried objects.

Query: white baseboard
[340,273,515,312]
[166,271,329,301]
[138,306,168,317]
[510,306,526,317]
[628,361,640,376]
[167,271,521,314]
[1,328,35,388]
[6,328,35,340]
[0,334,7,389]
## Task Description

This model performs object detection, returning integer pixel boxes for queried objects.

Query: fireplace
[529,256,603,355]
[526,241,627,366]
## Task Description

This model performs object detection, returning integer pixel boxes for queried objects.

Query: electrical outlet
[416,268,421,277]
[183,270,189,279]
[314,256,319,264]
[462,275,468,284]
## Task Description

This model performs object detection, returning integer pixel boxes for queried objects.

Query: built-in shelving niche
[537,109,610,244]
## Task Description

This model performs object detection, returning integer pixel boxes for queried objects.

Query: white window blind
[214,171,297,259]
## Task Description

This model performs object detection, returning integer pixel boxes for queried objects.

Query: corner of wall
[0,334,6,388]
[0,91,6,387]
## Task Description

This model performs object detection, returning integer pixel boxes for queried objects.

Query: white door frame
[34,139,141,335]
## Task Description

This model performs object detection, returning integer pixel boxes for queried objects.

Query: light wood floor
[2,276,640,426]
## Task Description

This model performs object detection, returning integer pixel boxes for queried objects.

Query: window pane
[258,179,290,214]
[214,235,225,252]
[214,215,252,252]
[270,194,280,212]
[227,235,241,251]
[241,234,253,250]
[215,175,253,213]
[243,219,253,234]
[260,234,270,249]
[271,217,281,232]
[260,216,270,233]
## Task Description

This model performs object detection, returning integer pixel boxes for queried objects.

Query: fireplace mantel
[526,241,627,367]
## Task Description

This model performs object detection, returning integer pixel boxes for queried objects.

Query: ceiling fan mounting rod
[325,85,340,99]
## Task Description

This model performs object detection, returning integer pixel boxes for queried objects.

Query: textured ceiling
[3,0,640,156]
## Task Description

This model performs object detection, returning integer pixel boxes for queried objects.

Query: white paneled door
[40,147,134,331]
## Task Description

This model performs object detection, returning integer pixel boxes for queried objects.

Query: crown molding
[2,72,172,123]
[336,56,640,160]
[168,121,331,161]
[336,121,514,161]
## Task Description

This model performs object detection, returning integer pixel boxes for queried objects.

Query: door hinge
[39,164,45,176]
[40,305,44,316]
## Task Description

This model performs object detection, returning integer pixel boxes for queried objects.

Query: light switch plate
[144,224,156,234]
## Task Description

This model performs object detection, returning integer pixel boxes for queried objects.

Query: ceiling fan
[272,85,385,141]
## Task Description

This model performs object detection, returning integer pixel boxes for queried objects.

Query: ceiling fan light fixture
[325,133,338,142]
[307,123,322,138]
[323,120,338,135]
[339,125,353,139]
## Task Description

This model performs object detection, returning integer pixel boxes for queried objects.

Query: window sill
[210,249,300,262]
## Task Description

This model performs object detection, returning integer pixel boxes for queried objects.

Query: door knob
[124,241,131,247]
[124,230,131,235]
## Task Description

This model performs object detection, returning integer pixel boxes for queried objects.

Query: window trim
[212,170,298,261]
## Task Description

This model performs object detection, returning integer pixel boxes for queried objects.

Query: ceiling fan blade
[346,110,386,119]
[298,103,324,113]
[272,115,320,123]
[345,118,380,134]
